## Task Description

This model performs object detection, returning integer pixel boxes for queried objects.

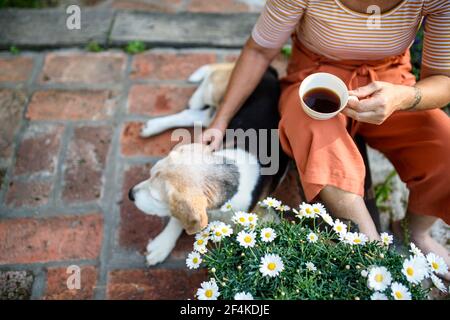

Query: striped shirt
[251,0,450,70]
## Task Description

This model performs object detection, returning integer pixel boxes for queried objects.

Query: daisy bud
[356,265,360,269]
[296,289,300,293]
[281,292,285,296]
[355,297,360,300]
[237,265,242,270]
[241,253,245,257]
[379,253,384,258]
[221,282,226,286]
[211,268,216,273]
[345,265,350,270]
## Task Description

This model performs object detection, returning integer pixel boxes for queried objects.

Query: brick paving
[0,34,298,298]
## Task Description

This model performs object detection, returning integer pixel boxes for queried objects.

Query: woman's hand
[342,81,417,125]
[197,118,228,151]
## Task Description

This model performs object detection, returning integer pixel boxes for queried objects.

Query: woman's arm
[414,66,450,111]
[200,0,305,150]
[201,37,280,150]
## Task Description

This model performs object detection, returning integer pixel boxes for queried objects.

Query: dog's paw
[145,238,172,266]
[140,121,164,138]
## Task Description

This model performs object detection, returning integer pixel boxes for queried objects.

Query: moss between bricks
[0,271,34,300]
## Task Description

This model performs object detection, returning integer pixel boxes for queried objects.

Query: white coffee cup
[298,72,358,120]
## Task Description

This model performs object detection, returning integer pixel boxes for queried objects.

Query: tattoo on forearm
[407,86,422,111]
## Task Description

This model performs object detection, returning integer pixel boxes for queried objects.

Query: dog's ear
[166,183,208,235]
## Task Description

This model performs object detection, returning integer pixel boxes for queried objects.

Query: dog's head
[128,143,239,234]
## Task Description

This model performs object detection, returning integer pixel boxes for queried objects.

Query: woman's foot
[391,218,450,282]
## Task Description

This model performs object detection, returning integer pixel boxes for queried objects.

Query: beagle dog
[129,64,289,265]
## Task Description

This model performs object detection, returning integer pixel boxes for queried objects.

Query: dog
[129,63,289,265]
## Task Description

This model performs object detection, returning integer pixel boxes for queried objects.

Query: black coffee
[303,88,341,113]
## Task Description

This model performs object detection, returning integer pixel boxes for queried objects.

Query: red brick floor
[0,45,301,299]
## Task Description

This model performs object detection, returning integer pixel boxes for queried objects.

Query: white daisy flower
[246,213,258,227]
[351,233,368,246]
[299,202,316,218]
[196,230,210,240]
[276,204,291,212]
[426,253,448,275]
[312,203,326,216]
[206,221,222,233]
[196,246,208,254]
[307,232,318,243]
[402,255,429,284]
[196,279,220,300]
[306,262,317,272]
[234,292,254,300]
[219,223,233,237]
[260,227,276,243]
[370,292,388,300]
[260,197,281,209]
[342,232,356,244]
[430,274,448,293]
[211,228,224,243]
[367,266,392,291]
[320,212,334,226]
[232,211,249,226]
[409,243,424,257]
[390,282,411,300]
[380,232,393,246]
[220,201,233,212]
[186,251,202,269]
[333,219,347,235]
[236,230,256,248]
[259,253,285,277]
[193,237,208,252]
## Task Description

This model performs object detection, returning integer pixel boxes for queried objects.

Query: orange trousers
[278,37,450,224]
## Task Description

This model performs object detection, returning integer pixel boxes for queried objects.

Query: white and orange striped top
[251,0,450,70]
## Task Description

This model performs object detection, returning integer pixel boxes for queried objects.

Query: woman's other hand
[343,81,417,125]
[197,119,228,151]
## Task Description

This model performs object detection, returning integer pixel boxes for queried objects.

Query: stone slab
[0,9,114,49]
[110,11,258,48]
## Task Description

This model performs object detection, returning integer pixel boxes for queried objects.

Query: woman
[200,0,450,278]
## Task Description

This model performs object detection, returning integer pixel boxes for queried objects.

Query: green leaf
[9,46,20,55]
[86,41,104,53]
[124,41,146,55]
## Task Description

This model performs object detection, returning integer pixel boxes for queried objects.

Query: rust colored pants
[278,37,450,223]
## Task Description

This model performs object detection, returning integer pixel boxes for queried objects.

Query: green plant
[281,45,292,59]
[374,170,397,208]
[124,41,146,54]
[86,41,104,53]
[9,46,20,55]
[187,200,445,300]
